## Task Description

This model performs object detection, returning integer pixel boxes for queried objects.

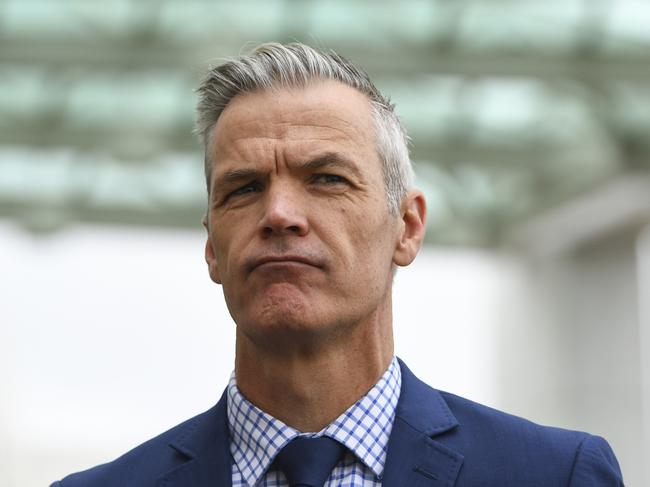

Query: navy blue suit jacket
[52,360,623,486]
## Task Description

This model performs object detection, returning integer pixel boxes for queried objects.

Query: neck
[234,303,394,432]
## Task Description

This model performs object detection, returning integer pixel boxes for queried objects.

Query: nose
[258,183,309,238]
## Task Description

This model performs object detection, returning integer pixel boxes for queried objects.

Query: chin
[240,298,334,342]
[231,284,351,343]
[255,283,310,318]
[258,298,312,330]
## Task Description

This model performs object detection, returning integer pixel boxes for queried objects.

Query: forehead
[210,80,378,165]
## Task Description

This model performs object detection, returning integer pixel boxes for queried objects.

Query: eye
[226,181,262,201]
[312,174,348,185]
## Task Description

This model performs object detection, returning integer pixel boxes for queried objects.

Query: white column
[636,224,650,486]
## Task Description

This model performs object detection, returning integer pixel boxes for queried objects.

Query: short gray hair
[195,42,414,214]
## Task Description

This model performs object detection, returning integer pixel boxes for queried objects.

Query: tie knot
[274,436,345,487]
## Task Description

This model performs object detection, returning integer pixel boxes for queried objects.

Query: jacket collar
[157,389,233,487]
[157,359,463,487]
[382,359,464,487]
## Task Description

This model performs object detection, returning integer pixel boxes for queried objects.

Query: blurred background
[1,0,649,485]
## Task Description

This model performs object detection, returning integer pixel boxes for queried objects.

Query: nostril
[259,218,308,237]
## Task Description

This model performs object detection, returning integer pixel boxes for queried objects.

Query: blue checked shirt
[227,357,402,486]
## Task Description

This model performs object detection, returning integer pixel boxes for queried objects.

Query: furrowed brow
[301,152,362,178]
[213,168,261,191]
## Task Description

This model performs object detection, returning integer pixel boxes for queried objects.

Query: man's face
[204,81,406,345]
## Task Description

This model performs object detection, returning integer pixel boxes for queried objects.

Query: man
[52,43,624,486]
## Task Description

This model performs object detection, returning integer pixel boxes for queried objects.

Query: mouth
[249,254,323,273]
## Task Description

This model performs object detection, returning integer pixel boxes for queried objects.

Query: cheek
[211,217,254,276]
[338,208,395,270]
[210,231,238,286]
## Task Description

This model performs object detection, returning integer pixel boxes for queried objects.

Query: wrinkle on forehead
[213,133,366,175]
[209,81,379,177]
[213,82,374,139]
[214,113,370,148]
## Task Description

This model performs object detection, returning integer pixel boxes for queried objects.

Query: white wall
[497,229,646,485]
[1,222,233,486]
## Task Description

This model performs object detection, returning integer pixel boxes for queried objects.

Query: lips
[248,254,323,273]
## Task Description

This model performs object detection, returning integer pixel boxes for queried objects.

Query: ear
[392,190,426,267]
[202,215,222,284]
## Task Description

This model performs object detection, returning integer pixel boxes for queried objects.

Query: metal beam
[0,197,205,233]
[506,174,650,256]
[2,37,650,82]
[0,124,566,170]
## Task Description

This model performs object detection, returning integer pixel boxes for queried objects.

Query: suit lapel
[382,360,464,487]
[155,361,463,487]
[157,391,233,487]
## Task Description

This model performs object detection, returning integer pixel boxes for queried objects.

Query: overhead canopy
[1,0,649,244]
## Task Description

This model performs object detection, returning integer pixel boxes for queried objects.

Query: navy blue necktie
[274,436,345,487]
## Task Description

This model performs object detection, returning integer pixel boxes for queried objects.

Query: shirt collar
[227,357,402,486]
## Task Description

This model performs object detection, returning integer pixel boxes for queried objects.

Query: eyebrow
[212,152,362,193]
[217,168,261,185]
[300,152,362,178]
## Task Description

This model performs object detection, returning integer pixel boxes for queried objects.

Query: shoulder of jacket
[52,405,219,487]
